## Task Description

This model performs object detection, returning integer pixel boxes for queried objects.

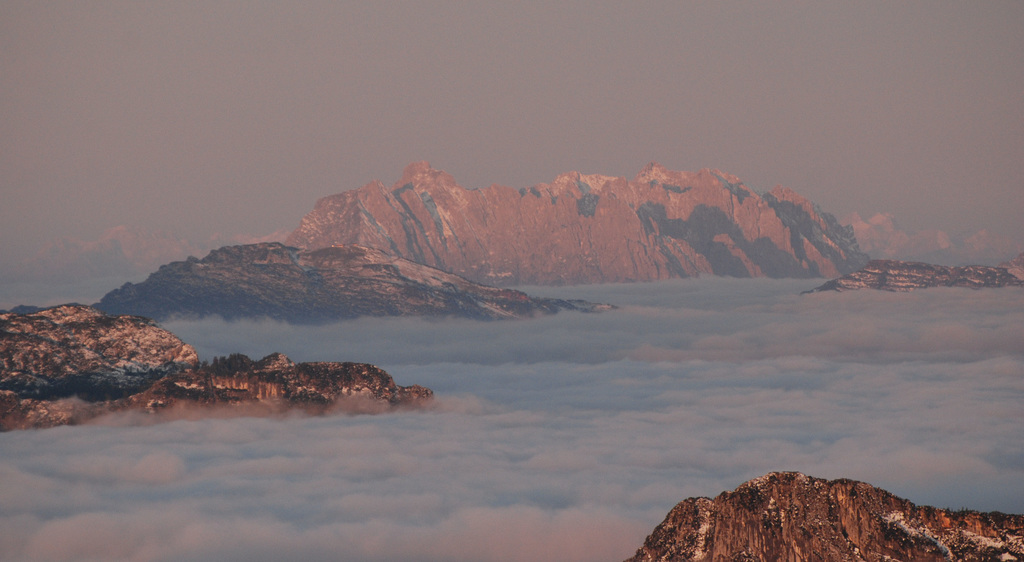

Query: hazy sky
[2,2,1023,267]
[3,280,1022,561]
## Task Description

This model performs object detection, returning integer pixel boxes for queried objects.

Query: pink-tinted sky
[2,2,1022,266]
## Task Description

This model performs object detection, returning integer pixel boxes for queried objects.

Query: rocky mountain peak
[401,160,434,179]
[286,163,868,285]
[635,161,671,182]
[625,471,1024,562]
[399,160,455,188]
[254,352,295,371]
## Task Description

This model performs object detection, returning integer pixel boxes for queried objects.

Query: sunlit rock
[286,162,869,285]
[625,471,1024,562]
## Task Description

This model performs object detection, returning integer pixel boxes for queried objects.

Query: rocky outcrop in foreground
[806,259,1024,292]
[626,471,1024,562]
[1,306,432,430]
[96,242,608,322]
[287,162,868,285]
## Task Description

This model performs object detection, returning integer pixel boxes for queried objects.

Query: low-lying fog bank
[2,279,1021,561]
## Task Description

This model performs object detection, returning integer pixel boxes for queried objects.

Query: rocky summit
[0,306,432,430]
[806,259,1024,292]
[286,162,868,286]
[0,304,198,401]
[625,471,1024,562]
[95,242,608,322]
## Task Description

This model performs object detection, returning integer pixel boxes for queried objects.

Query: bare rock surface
[0,304,198,400]
[626,471,1024,562]
[1,306,432,430]
[95,242,608,322]
[807,259,1024,292]
[286,162,868,286]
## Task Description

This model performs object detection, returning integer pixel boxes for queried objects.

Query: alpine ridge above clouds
[0,305,432,430]
[806,258,1024,292]
[287,162,869,286]
[626,471,1024,562]
[94,242,607,322]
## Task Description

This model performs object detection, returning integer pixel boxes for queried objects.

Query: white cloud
[1,279,1022,560]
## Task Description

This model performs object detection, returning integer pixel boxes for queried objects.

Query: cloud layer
[2,280,1022,561]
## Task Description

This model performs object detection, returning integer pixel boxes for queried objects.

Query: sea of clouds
[2,278,1022,561]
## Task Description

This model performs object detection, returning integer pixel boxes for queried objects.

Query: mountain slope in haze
[95,242,607,322]
[0,305,432,430]
[286,162,869,286]
[0,225,206,283]
[845,212,1024,266]
[999,251,1024,279]
[806,259,1024,292]
[626,471,1024,562]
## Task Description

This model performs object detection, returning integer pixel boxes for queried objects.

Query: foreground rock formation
[1,306,432,430]
[96,242,607,322]
[806,259,1024,292]
[626,471,1024,562]
[286,162,868,286]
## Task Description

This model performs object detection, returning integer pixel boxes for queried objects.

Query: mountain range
[286,162,869,285]
[94,242,608,322]
[8,164,1023,298]
[626,471,1024,562]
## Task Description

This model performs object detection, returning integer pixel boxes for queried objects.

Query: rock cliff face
[95,242,607,322]
[0,304,198,401]
[807,259,1024,292]
[0,306,432,430]
[285,162,869,286]
[626,472,1024,562]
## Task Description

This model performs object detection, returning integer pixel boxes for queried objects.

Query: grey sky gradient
[2,280,1022,561]
[2,2,1023,268]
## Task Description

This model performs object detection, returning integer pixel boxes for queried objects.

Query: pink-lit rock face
[625,472,1024,562]
[286,162,868,286]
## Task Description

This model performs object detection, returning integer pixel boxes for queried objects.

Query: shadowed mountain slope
[95,242,608,322]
